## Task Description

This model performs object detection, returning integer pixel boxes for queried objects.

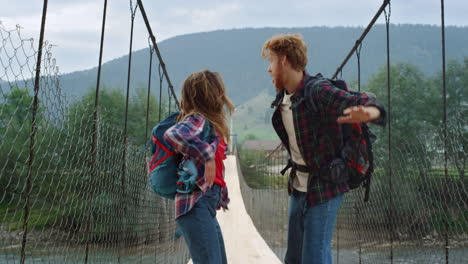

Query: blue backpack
[148,113,212,199]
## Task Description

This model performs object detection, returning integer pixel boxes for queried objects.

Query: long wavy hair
[178,70,235,143]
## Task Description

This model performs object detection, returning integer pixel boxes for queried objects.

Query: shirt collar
[271,71,309,109]
[291,71,307,101]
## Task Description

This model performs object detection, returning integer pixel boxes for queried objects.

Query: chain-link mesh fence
[2,0,467,263]
[237,0,467,262]
[0,20,189,264]
[238,117,467,263]
[236,2,468,260]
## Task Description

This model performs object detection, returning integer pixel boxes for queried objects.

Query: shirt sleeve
[313,81,387,126]
[163,114,217,164]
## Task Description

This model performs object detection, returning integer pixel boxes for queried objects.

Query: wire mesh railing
[238,116,467,263]
[1,0,467,263]
[238,0,467,263]
[0,0,189,262]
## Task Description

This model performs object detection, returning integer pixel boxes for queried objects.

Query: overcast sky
[1,0,467,73]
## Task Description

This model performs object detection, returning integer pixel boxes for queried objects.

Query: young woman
[163,70,234,264]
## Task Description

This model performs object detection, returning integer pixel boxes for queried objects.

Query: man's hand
[337,106,380,124]
[203,159,216,189]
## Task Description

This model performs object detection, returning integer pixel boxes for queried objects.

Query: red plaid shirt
[271,73,386,206]
[163,113,229,218]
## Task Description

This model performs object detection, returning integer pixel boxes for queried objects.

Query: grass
[1,206,62,231]
[239,162,468,234]
[431,210,468,232]
[240,162,287,189]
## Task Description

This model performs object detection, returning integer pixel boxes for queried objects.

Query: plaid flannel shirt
[271,73,386,206]
[163,113,229,218]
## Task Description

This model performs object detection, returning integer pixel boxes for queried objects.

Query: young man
[261,34,386,264]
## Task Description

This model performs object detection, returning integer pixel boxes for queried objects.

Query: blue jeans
[176,185,227,264]
[285,190,344,264]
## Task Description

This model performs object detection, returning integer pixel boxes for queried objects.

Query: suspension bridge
[1,0,467,263]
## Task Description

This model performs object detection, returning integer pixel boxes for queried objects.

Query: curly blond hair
[261,34,308,71]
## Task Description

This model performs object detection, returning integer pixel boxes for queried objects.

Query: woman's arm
[163,114,217,165]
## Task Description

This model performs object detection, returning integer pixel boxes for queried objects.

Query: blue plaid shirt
[163,113,229,218]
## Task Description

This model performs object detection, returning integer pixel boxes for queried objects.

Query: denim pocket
[203,185,221,208]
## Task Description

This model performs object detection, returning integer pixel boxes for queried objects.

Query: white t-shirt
[280,91,309,192]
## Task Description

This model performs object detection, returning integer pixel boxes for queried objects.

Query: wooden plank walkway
[188,156,281,264]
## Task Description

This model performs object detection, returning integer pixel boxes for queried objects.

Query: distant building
[242,140,288,160]
[242,140,281,151]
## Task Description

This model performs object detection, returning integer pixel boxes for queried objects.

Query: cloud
[2,0,467,73]
[171,3,242,26]
[2,1,103,47]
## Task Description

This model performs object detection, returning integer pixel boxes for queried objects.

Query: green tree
[0,87,39,202]
[128,86,169,143]
[0,87,35,127]
[54,86,169,238]
[63,86,167,168]
[431,58,468,179]
[244,133,259,141]
[364,63,436,170]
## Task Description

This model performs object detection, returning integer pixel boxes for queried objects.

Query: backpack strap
[362,124,375,202]
[303,73,348,113]
[149,137,176,171]
[280,159,293,175]
[201,120,212,141]
[303,74,324,113]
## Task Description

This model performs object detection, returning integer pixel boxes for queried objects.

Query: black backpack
[306,76,377,202]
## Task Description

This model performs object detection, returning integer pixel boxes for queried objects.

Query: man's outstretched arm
[337,105,381,124]
[313,81,386,126]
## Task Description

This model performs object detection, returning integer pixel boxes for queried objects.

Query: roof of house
[242,140,282,151]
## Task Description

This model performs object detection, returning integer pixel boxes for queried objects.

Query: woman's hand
[203,159,216,189]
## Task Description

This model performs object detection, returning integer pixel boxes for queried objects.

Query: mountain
[55,24,468,105]
[2,25,467,140]
[232,89,277,142]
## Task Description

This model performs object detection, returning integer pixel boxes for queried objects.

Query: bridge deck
[188,156,281,264]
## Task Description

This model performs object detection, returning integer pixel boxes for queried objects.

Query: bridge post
[20,0,49,263]
[440,0,449,263]
[117,1,139,262]
[84,1,108,263]
[383,2,394,263]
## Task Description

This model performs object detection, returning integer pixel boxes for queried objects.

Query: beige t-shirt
[280,91,309,192]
